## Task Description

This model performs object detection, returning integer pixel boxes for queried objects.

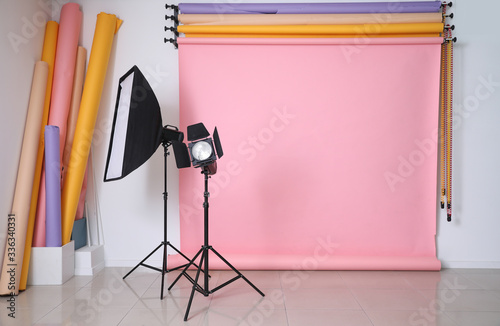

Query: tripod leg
[184,250,206,322]
[123,242,164,279]
[168,247,203,291]
[160,240,168,299]
[166,242,210,277]
[210,247,265,297]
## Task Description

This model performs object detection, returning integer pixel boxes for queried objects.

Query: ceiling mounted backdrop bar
[177,1,443,14]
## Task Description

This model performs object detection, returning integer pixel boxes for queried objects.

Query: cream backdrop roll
[179,13,443,25]
[62,46,87,185]
[0,62,49,295]
[63,46,88,222]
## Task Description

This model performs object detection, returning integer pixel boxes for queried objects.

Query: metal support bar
[164,4,179,48]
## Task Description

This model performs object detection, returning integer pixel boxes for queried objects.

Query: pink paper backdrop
[177,37,442,270]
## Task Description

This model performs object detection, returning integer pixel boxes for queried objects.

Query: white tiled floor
[2,268,500,325]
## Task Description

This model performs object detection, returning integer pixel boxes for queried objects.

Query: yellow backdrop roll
[184,33,441,38]
[19,21,58,291]
[0,62,49,295]
[179,13,443,26]
[178,23,444,36]
[61,13,122,245]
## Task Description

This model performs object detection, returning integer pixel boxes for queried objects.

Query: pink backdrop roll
[33,3,82,247]
[48,2,82,160]
[177,37,442,270]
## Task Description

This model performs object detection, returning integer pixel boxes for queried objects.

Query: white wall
[435,0,500,268]
[0,0,50,266]
[1,0,499,269]
[67,0,183,266]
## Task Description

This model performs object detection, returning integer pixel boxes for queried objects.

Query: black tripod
[123,141,198,299]
[168,167,265,321]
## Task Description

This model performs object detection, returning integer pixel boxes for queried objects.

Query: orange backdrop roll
[178,23,444,36]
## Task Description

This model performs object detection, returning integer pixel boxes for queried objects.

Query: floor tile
[462,274,500,290]
[0,306,55,326]
[134,286,213,312]
[148,269,220,291]
[339,271,413,289]
[13,285,77,309]
[287,309,372,326]
[366,310,458,326]
[86,268,157,297]
[420,289,500,312]
[70,285,141,309]
[399,271,483,290]
[118,308,204,326]
[216,270,281,289]
[34,305,130,326]
[210,286,275,309]
[445,311,500,326]
[62,275,94,288]
[280,270,347,289]
[284,288,361,310]
[12,267,500,326]
[351,289,430,310]
[202,307,288,326]
[454,269,500,275]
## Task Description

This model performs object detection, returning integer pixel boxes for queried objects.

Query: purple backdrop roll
[45,125,62,247]
[178,2,442,14]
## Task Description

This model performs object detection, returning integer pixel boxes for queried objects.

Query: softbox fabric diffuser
[104,65,163,182]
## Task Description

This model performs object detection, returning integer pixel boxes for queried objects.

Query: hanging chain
[445,26,454,222]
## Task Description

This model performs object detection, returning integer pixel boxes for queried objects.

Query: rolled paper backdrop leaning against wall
[20,20,59,291]
[61,12,122,246]
[33,3,82,248]
[0,61,48,295]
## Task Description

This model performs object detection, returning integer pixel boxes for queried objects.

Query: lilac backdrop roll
[178,2,442,14]
[45,125,62,247]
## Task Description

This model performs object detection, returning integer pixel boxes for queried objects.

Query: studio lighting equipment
[103,65,195,299]
[186,122,223,174]
[168,122,265,321]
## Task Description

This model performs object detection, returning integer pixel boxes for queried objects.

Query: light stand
[168,166,265,321]
[122,140,200,299]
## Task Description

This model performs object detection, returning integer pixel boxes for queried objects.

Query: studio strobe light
[168,122,264,321]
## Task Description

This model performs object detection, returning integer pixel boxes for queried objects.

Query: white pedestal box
[74,245,105,275]
[27,241,75,285]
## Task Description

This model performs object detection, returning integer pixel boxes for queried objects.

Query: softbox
[104,65,163,182]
